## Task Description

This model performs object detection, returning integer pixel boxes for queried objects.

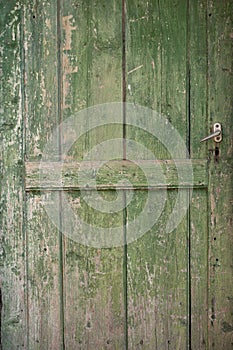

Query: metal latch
[200,123,222,143]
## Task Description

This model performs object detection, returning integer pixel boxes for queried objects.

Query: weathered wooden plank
[126,1,187,158]
[189,0,208,159]
[23,0,63,348]
[126,0,189,347]
[189,1,209,348]
[208,0,233,347]
[127,190,189,348]
[63,191,125,348]
[25,0,59,161]
[158,1,187,142]
[0,2,27,348]
[125,0,170,160]
[190,190,208,349]
[60,1,125,348]
[25,159,208,190]
[26,192,62,349]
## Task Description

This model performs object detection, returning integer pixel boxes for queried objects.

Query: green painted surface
[1,0,232,349]
[126,190,188,348]
[23,0,63,348]
[207,1,233,348]
[60,1,125,348]
[0,2,27,349]
[189,1,209,348]
[25,159,208,190]
[126,1,188,348]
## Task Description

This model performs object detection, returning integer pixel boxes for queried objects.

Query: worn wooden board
[25,159,208,190]
[63,191,125,348]
[189,1,209,348]
[0,2,27,348]
[23,0,63,348]
[127,190,189,348]
[125,1,189,348]
[190,190,208,349]
[189,0,208,160]
[26,192,62,349]
[59,1,125,348]
[208,0,233,348]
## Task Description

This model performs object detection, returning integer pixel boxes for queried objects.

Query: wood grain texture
[208,0,233,348]
[189,0,208,159]
[0,2,27,348]
[26,192,62,349]
[190,190,208,349]
[25,1,59,161]
[23,0,63,348]
[1,0,232,349]
[63,193,125,348]
[25,159,208,190]
[189,1,209,348]
[126,0,187,151]
[125,0,189,348]
[60,1,125,348]
[127,190,189,349]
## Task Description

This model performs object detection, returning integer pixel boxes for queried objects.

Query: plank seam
[186,0,192,347]
[122,1,128,348]
[20,3,29,348]
[57,0,65,348]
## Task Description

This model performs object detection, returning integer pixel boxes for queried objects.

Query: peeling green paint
[1,0,232,349]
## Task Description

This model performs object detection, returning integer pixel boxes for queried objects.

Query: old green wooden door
[1,0,232,349]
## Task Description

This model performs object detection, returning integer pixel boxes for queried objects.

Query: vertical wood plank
[189,0,208,159]
[64,192,125,348]
[208,1,233,348]
[127,191,188,349]
[125,1,189,347]
[60,1,125,348]
[190,191,208,349]
[0,2,27,348]
[189,1,209,348]
[25,0,59,160]
[126,0,187,139]
[24,0,63,348]
[26,192,62,349]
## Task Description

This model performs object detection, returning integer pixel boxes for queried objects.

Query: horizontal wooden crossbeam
[25,159,208,191]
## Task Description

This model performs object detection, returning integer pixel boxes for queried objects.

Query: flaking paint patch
[45,18,51,31]
[40,71,52,109]
[62,53,78,75]
[210,191,216,227]
[62,53,78,109]
[62,16,78,109]
[129,16,149,23]
[62,15,77,51]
